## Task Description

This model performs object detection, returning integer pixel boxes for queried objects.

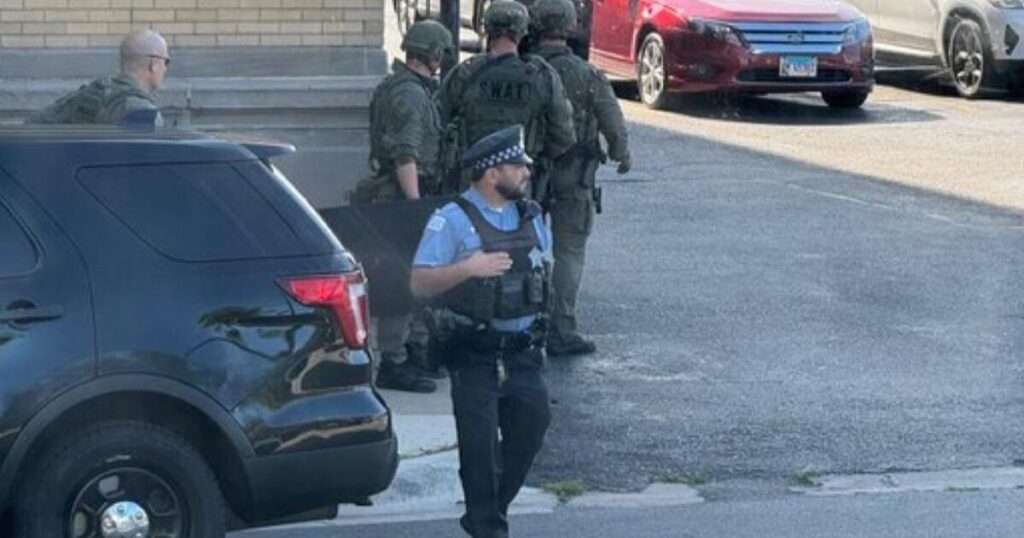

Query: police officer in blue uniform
[411,125,552,538]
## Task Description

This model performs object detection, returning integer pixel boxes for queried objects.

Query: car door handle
[0,305,63,323]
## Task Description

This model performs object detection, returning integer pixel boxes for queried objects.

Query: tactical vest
[441,197,549,323]
[456,54,551,156]
[36,76,152,125]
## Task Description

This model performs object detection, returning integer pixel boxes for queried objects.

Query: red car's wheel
[637,33,671,110]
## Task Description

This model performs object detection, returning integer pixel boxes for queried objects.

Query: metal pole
[440,0,460,77]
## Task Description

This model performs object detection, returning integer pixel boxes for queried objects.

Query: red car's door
[590,0,634,68]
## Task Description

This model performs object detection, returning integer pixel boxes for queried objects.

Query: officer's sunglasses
[148,55,171,68]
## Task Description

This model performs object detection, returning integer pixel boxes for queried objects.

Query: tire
[395,0,419,37]
[947,18,996,98]
[637,33,672,110]
[14,421,225,538]
[822,89,870,109]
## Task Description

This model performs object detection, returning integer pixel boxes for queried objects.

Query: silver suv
[848,0,1024,97]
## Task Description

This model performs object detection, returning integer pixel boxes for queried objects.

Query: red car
[588,0,875,109]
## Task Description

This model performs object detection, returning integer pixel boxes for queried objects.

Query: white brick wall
[0,0,383,47]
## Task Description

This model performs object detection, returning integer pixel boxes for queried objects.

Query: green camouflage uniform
[534,28,629,346]
[351,59,445,204]
[366,59,443,372]
[32,75,163,126]
[361,20,452,387]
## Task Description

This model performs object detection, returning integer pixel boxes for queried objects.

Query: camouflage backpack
[542,49,597,145]
[34,76,152,125]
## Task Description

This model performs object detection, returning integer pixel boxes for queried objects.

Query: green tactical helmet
[401,20,454,59]
[530,0,577,36]
[485,0,530,37]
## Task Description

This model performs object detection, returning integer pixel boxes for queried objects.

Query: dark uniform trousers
[449,347,551,538]
[549,155,596,338]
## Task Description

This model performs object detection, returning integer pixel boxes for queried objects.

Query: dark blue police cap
[460,125,534,173]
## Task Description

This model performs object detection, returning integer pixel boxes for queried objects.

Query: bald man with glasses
[33,28,170,127]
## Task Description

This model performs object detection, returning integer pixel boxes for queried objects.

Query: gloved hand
[616,151,632,175]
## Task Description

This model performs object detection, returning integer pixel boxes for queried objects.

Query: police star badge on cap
[461,125,534,173]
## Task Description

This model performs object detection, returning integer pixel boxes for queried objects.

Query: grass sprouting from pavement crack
[946,486,981,493]
[543,480,588,504]
[656,471,708,486]
[790,469,823,487]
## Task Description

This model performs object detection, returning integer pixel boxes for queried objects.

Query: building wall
[0,0,389,209]
[0,0,384,48]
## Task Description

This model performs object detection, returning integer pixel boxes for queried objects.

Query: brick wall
[0,0,384,48]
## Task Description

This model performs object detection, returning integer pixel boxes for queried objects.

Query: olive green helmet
[401,20,454,61]
[530,0,577,37]
[485,0,530,38]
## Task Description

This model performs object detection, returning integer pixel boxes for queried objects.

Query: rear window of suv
[79,162,320,262]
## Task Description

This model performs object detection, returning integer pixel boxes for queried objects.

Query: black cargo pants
[449,347,551,538]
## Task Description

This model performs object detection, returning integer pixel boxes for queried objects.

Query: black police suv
[0,127,397,536]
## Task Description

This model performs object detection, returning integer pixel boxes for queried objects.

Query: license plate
[780,56,818,78]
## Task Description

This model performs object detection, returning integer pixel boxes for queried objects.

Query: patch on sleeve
[427,215,447,232]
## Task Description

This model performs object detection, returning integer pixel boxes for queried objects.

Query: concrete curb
[335,450,559,526]
[364,380,705,524]
[569,483,704,508]
[790,467,1024,496]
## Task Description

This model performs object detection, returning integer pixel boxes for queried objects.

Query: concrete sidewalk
[246,380,700,533]
[380,380,458,459]
[332,380,562,525]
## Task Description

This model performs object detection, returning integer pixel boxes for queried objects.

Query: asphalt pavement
[235,9,1024,538]
[236,106,1024,536]
[525,106,1024,494]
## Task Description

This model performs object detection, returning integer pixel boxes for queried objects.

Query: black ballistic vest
[441,197,549,324]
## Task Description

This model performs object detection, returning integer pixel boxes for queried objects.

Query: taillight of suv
[281,272,370,349]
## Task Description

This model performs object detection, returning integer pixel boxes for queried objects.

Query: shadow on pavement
[874,65,1024,103]
[612,81,941,126]
[874,66,953,96]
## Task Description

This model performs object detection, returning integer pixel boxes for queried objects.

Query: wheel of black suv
[948,18,994,98]
[638,33,671,110]
[395,0,419,37]
[822,89,870,109]
[14,421,225,538]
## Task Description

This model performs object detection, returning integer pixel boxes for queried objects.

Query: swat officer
[529,0,631,356]
[32,29,168,126]
[411,126,551,538]
[353,20,453,203]
[351,20,455,393]
[437,0,576,197]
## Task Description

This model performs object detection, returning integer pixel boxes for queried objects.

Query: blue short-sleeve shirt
[413,186,550,332]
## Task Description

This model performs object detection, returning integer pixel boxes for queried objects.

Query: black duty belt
[462,328,543,354]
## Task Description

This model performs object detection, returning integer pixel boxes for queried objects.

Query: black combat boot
[546,333,597,357]
[407,341,446,379]
[376,361,437,393]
